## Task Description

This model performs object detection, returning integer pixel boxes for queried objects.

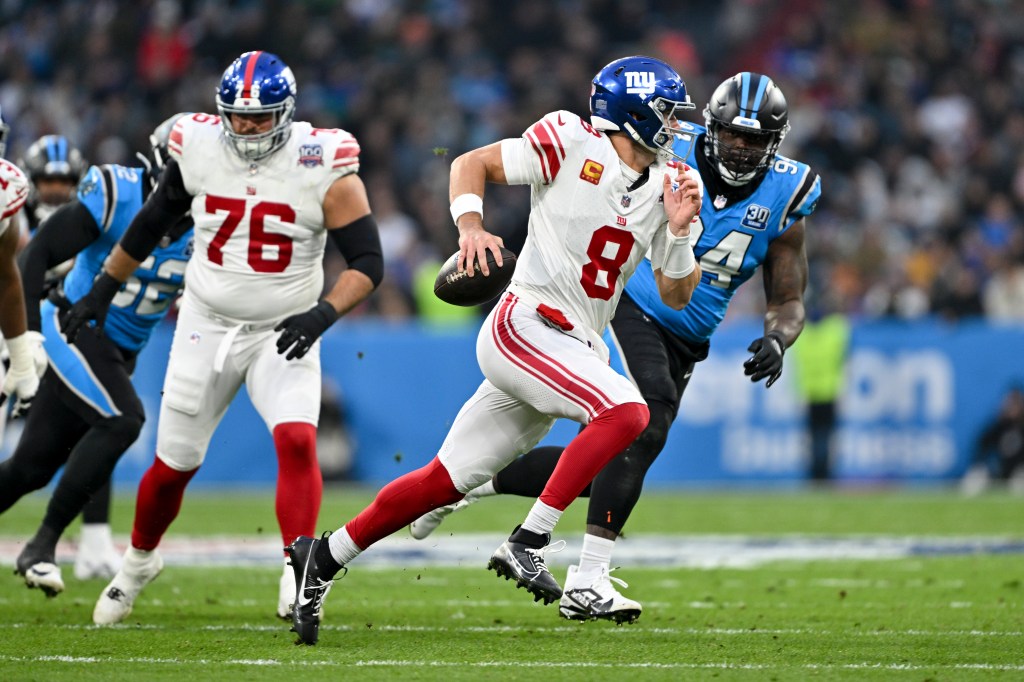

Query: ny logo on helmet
[625,72,656,95]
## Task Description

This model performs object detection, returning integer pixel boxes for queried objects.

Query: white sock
[466,479,497,500]
[80,523,113,548]
[328,526,363,566]
[520,500,562,537]
[578,533,615,576]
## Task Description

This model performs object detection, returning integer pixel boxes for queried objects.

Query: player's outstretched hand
[275,300,339,361]
[59,272,122,343]
[744,332,785,388]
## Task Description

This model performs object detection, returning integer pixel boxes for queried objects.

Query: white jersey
[168,113,360,323]
[500,110,675,338]
[0,159,29,237]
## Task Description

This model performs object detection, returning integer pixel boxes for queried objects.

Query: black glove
[59,272,122,343]
[275,300,339,360]
[743,331,786,388]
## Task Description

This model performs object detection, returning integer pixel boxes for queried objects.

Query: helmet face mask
[704,72,790,185]
[590,56,695,158]
[215,51,296,161]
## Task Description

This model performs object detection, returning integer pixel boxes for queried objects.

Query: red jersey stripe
[526,132,550,184]
[529,121,562,181]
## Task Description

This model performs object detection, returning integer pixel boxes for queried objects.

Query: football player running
[16,132,124,580]
[0,108,48,445]
[0,114,194,595]
[410,72,820,624]
[61,51,383,626]
[285,56,703,645]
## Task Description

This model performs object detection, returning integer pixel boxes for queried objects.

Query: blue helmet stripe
[739,72,751,117]
[750,75,769,120]
[46,136,58,164]
[57,135,67,162]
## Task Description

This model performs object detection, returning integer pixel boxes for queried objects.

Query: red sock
[346,457,463,549]
[131,456,198,551]
[273,422,322,548]
[539,402,649,511]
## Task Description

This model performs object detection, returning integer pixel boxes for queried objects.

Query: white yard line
[0,654,1022,671]
[1,534,1022,568]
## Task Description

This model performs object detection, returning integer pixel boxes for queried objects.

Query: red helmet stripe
[241,51,263,98]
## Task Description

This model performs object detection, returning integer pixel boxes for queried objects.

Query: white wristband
[4,332,34,376]
[450,193,483,225]
[661,227,696,279]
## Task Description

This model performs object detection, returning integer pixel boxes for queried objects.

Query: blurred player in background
[19,135,87,235]
[285,55,703,645]
[0,114,193,595]
[14,133,125,578]
[61,51,383,625]
[410,72,820,624]
[0,107,48,456]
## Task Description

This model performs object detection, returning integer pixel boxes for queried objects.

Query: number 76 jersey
[168,113,360,324]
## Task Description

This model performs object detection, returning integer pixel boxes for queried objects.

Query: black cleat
[487,525,564,605]
[285,533,342,646]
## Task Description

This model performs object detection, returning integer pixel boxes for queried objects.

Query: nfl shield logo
[621,195,631,208]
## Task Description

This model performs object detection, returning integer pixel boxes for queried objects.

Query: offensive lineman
[285,56,703,645]
[61,51,384,625]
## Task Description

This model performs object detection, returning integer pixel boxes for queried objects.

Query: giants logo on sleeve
[580,159,604,185]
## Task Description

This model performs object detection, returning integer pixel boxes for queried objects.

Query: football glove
[743,331,786,388]
[59,271,122,343]
[275,300,339,361]
[1,331,48,418]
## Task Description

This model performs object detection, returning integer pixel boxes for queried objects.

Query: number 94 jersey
[625,122,821,345]
[169,113,360,324]
[64,163,192,352]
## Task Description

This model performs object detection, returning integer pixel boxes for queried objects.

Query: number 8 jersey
[168,113,360,324]
[500,110,680,341]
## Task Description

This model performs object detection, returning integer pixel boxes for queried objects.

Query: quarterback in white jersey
[0,110,47,424]
[282,56,702,647]
[60,52,383,627]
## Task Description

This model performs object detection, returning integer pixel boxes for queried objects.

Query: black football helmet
[137,112,191,187]
[704,72,790,186]
[22,135,87,185]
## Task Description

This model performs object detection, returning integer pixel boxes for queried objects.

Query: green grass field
[0,487,1022,680]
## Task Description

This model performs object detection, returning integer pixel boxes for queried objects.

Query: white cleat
[277,557,296,620]
[74,524,122,580]
[558,565,642,624]
[22,562,65,597]
[93,548,163,625]
[409,497,477,540]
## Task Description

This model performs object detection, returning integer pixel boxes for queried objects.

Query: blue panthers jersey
[624,125,821,345]
[62,164,193,352]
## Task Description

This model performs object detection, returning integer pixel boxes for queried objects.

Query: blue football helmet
[215,51,296,160]
[704,72,790,185]
[589,56,695,157]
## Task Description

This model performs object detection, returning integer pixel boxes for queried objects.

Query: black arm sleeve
[18,201,101,331]
[327,214,384,287]
[119,158,193,261]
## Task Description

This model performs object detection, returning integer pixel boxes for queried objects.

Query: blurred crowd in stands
[1,0,1022,324]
